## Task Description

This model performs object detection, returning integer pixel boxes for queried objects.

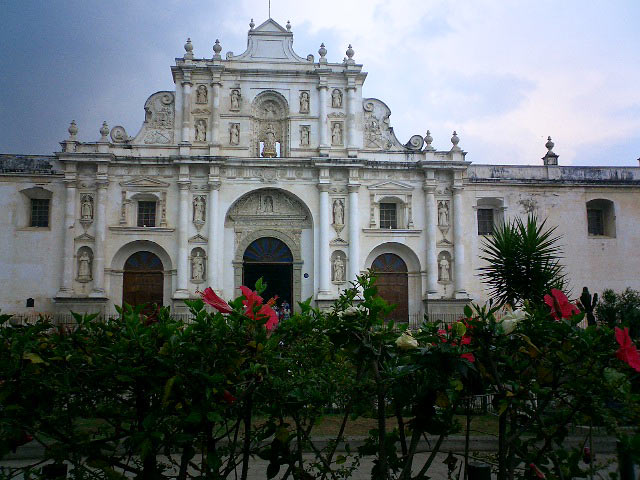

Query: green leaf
[464,305,473,318]
[162,376,178,406]
[336,454,347,464]
[22,352,46,364]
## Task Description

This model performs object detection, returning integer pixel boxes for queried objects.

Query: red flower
[615,327,640,372]
[199,287,233,314]
[239,286,279,331]
[544,289,579,320]
[223,390,237,405]
[528,463,545,479]
[436,327,474,362]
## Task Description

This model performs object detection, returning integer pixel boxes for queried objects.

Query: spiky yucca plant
[478,215,566,308]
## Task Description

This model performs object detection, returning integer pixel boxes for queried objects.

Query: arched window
[586,199,615,237]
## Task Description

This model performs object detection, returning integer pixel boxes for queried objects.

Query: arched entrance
[371,253,409,322]
[123,251,164,310]
[243,237,293,306]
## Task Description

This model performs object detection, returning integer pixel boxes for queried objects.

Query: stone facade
[1,19,639,318]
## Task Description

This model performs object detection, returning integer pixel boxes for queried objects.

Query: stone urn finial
[68,120,78,139]
[286,20,291,31]
[424,130,434,151]
[99,121,109,140]
[545,136,555,153]
[318,43,327,63]
[249,18,255,29]
[213,39,222,58]
[542,136,559,165]
[184,38,194,59]
[346,44,354,61]
[450,131,461,152]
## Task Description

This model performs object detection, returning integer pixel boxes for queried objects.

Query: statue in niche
[263,195,274,213]
[439,257,451,282]
[300,126,310,146]
[193,196,206,223]
[331,89,342,108]
[195,119,207,142]
[332,255,345,282]
[78,251,92,281]
[80,195,93,220]
[230,124,240,145]
[331,123,343,145]
[332,199,344,225]
[230,89,241,110]
[262,123,277,158]
[196,85,208,104]
[192,251,205,281]
[438,201,449,226]
[299,91,310,113]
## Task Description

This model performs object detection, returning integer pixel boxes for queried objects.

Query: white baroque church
[1,18,639,320]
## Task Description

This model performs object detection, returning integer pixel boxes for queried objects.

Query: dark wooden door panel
[123,272,164,308]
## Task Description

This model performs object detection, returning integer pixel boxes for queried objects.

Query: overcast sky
[1,0,639,166]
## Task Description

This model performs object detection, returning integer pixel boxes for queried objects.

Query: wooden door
[372,253,409,322]
[123,251,164,312]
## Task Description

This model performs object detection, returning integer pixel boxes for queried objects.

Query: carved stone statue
[331,123,343,145]
[195,119,207,142]
[262,195,274,213]
[78,250,92,281]
[299,91,309,113]
[438,201,449,226]
[196,85,208,104]
[332,89,342,108]
[262,123,277,158]
[439,257,450,282]
[333,199,344,225]
[192,251,205,281]
[193,195,206,223]
[230,89,241,110]
[332,255,345,282]
[80,195,93,220]
[300,125,310,146]
[230,124,240,145]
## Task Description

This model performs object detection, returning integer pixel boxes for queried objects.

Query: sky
[1,0,639,166]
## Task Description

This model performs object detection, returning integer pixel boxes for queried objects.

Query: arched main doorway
[371,253,409,322]
[123,251,164,310]
[243,237,293,306]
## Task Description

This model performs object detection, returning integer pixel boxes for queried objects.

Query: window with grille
[379,203,398,229]
[30,199,50,227]
[587,208,604,236]
[477,208,494,235]
[137,201,157,227]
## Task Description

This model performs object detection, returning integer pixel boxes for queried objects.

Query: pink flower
[615,327,640,372]
[199,287,233,314]
[544,289,579,320]
[239,286,279,332]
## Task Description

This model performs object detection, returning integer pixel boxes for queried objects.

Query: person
[282,301,291,320]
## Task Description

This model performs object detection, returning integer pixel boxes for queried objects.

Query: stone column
[91,180,108,296]
[207,180,220,291]
[175,180,191,298]
[57,178,77,296]
[452,186,467,298]
[318,183,331,294]
[210,81,221,150]
[318,85,328,148]
[181,76,192,143]
[424,184,438,294]
[347,184,360,282]
[346,85,356,153]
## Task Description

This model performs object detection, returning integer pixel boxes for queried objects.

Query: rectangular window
[138,201,157,227]
[30,199,50,227]
[477,208,494,235]
[380,203,398,229]
[587,208,604,235]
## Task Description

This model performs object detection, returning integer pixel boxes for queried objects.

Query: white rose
[498,309,526,335]
[339,306,360,318]
[396,332,418,350]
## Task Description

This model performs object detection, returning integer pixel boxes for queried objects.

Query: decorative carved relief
[141,92,175,144]
[230,123,240,145]
[251,91,289,157]
[80,194,94,220]
[331,250,347,283]
[299,91,310,113]
[196,85,208,104]
[438,200,450,226]
[331,89,343,108]
[438,251,452,283]
[332,199,345,226]
[77,247,93,283]
[193,195,206,229]
[362,98,405,151]
[190,247,206,283]
[226,189,311,228]
[300,125,310,146]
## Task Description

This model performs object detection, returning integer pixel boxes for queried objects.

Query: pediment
[75,232,95,242]
[230,18,307,63]
[253,18,289,33]
[188,234,208,244]
[120,176,170,189]
[368,181,414,191]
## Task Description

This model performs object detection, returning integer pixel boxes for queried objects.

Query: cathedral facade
[1,19,639,319]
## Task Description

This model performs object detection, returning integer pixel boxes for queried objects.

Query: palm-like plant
[478,215,566,307]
